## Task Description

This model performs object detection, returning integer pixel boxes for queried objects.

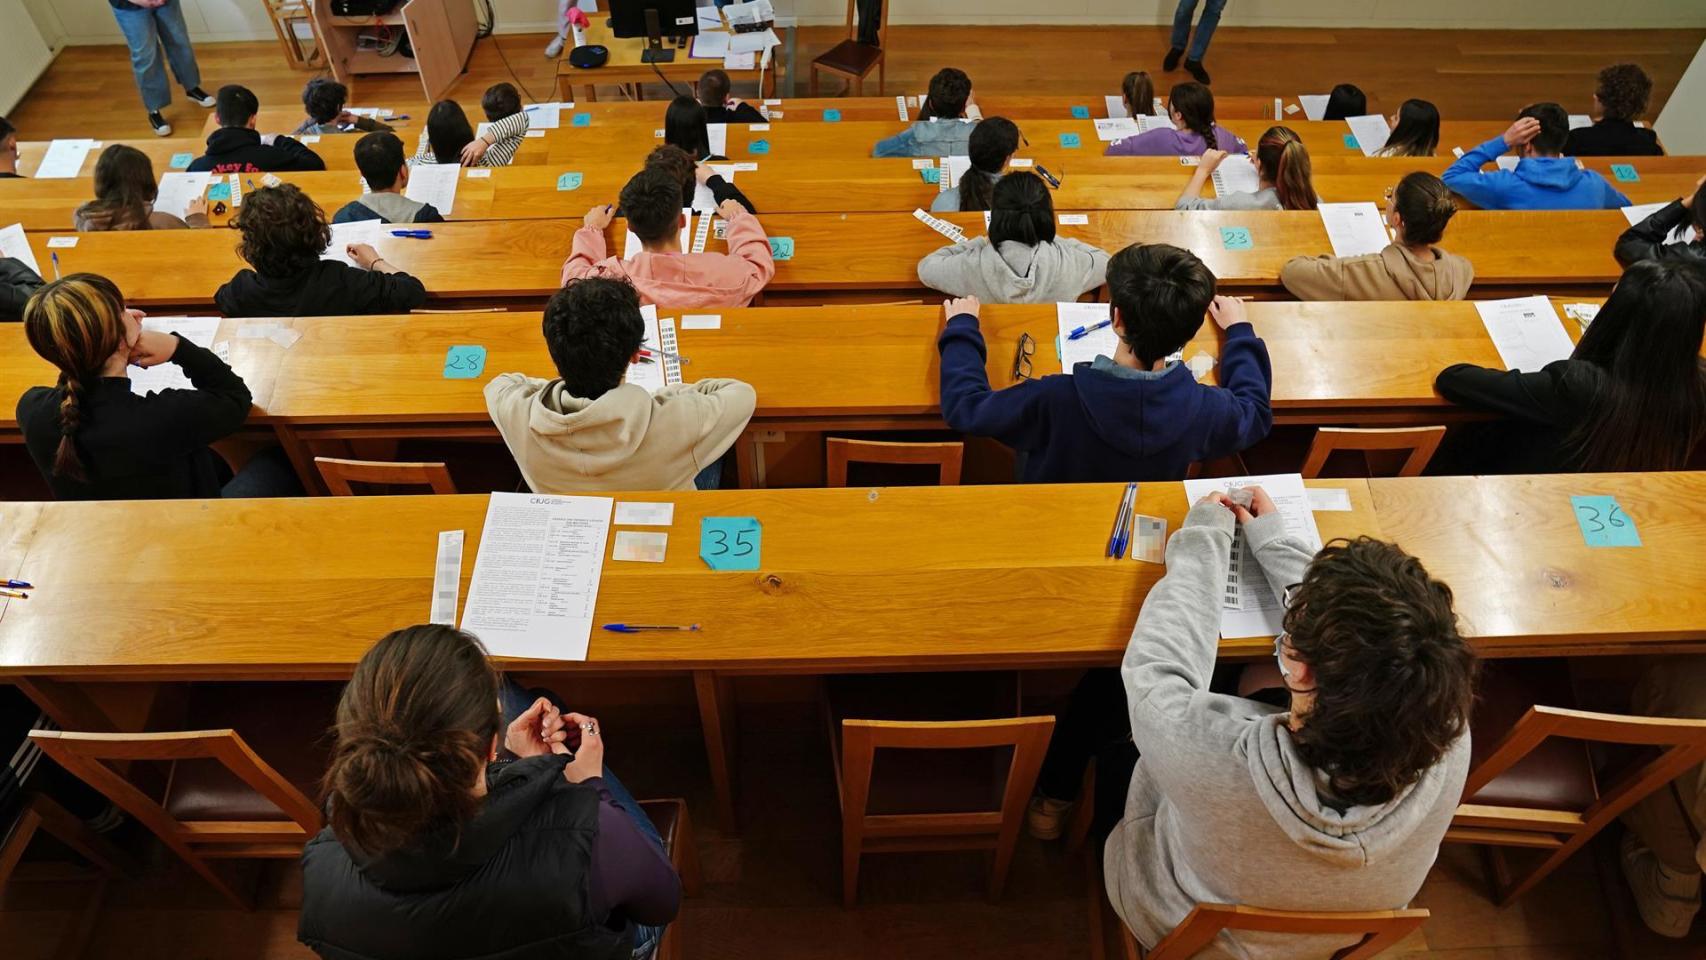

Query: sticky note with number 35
[700,517,761,570]
[1570,495,1640,547]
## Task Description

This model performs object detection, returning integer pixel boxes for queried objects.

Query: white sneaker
[1622,832,1702,938]
[147,111,172,137]
[1026,794,1074,841]
[544,35,566,58]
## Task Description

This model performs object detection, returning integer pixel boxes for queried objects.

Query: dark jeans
[1036,669,1138,840]
[220,446,305,498]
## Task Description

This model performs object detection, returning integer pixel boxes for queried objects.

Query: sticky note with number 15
[701,517,761,570]
[1571,495,1640,547]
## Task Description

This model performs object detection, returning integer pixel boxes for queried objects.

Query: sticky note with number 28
[701,517,761,570]
[1570,495,1640,547]
[443,345,486,379]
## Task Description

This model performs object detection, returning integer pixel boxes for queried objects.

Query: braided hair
[21,274,130,482]
[1169,82,1218,152]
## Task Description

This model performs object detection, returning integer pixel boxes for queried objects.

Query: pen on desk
[246,178,256,191]
[1066,318,1113,341]
[0,589,28,600]
[1111,483,1137,559]
[3,580,31,589]
[601,623,702,633]
[638,346,690,365]
[50,251,60,280]
[1105,484,1129,558]
[391,229,433,239]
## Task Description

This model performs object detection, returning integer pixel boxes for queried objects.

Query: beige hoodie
[485,375,756,493]
[1279,243,1474,302]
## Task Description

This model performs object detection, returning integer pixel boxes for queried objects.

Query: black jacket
[1565,119,1662,157]
[16,335,252,500]
[1433,359,1604,474]
[0,257,44,322]
[299,754,632,960]
[1613,199,1706,268]
[188,127,326,174]
[705,102,766,124]
[214,259,427,317]
[697,172,756,214]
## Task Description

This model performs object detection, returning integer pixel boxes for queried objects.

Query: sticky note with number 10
[701,517,761,570]
[1571,495,1640,547]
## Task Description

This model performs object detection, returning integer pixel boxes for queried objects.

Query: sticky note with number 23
[1220,227,1253,250]
[700,517,761,570]
[1570,495,1640,547]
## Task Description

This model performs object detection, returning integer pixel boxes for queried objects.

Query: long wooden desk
[15,210,1627,309]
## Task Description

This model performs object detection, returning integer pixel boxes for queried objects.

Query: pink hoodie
[560,206,777,309]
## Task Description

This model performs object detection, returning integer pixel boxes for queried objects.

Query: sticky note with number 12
[700,517,761,570]
[1571,495,1640,547]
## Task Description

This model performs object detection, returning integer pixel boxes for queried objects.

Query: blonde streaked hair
[22,274,128,482]
[1255,126,1318,212]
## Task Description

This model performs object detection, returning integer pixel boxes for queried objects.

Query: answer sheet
[1094,118,1142,142]
[624,305,683,394]
[0,223,42,276]
[1056,302,1115,374]
[34,139,97,179]
[1344,115,1391,156]
[154,172,212,221]
[128,317,222,396]
[523,102,569,129]
[1620,202,1692,245]
[1475,296,1575,373]
[322,220,388,266]
[1297,95,1330,121]
[461,493,614,660]
[1104,95,1129,119]
[404,162,460,216]
[1180,473,1322,638]
[1210,154,1262,197]
[1317,202,1390,257]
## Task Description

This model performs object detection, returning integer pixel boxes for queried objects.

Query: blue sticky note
[768,236,794,260]
[921,167,940,184]
[1060,133,1081,149]
[557,171,583,191]
[700,516,761,570]
[1571,495,1641,547]
[207,181,231,201]
[1070,105,1090,119]
[442,345,486,379]
[571,112,591,127]
[749,138,770,155]
[1219,226,1253,250]
[1610,163,1639,182]
[824,109,841,122]
[1343,134,1359,149]
[169,152,193,169]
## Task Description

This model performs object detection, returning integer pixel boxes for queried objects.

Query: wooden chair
[0,790,133,960]
[315,457,458,496]
[827,672,1052,905]
[1300,426,1446,479]
[825,438,964,487]
[637,799,701,960]
[1447,659,1706,906]
[810,0,888,96]
[261,0,325,70]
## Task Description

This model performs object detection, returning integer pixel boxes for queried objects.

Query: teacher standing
[1164,0,1224,85]
[107,0,217,137]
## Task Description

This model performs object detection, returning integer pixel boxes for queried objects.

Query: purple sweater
[1104,124,1248,157]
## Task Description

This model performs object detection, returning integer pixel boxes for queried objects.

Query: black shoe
[1163,47,1184,71]
[147,111,173,136]
[1184,59,1210,84]
[186,86,215,107]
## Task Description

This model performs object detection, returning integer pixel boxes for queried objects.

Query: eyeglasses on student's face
[1012,332,1036,381]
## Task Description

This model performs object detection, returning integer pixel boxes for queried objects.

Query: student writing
[1281,171,1473,301]
[1441,104,1630,211]
[1104,82,1247,157]
[333,132,447,225]
[1614,174,1706,268]
[874,67,976,158]
[642,145,755,215]
[75,144,208,231]
[294,77,392,136]
[187,84,325,174]
[1175,126,1317,211]
[918,171,1108,304]
[698,69,766,124]
[931,117,1020,213]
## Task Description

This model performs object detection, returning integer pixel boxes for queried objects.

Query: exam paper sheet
[1211,154,1262,197]
[1621,202,1691,245]
[460,493,614,660]
[1475,296,1575,373]
[128,317,222,396]
[1180,473,1322,638]
[1056,302,1114,374]
[1344,115,1392,156]
[155,172,212,221]
[404,162,460,216]
[0,223,42,276]
[1317,202,1390,257]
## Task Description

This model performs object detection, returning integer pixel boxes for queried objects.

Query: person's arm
[585,781,683,926]
[564,205,614,283]
[657,378,758,467]
[1613,197,1692,268]
[341,249,429,313]
[1059,238,1110,295]
[1278,253,1349,301]
[1241,509,1317,608]
[353,116,393,133]
[1434,362,1565,424]
[1103,129,1169,157]
[271,134,327,172]
[872,126,919,158]
[935,301,1050,450]
[0,258,45,322]
[716,202,776,301]
[129,332,254,451]
[1441,122,1533,210]
[915,239,983,295]
[464,111,530,167]
[1173,149,1222,209]
[729,101,767,124]
[1195,299,1274,457]
[703,172,756,215]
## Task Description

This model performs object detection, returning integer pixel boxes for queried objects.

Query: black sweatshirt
[0,257,44,322]
[1612,199,1706,268]
[16,335,252,500]
[1433,359,1604,474]
[705,102,767,124]
[214,259,428,317]
[188,127,326,174]
[1565,118,1663,157]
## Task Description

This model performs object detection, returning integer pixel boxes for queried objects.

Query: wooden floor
[8,25,1704,142]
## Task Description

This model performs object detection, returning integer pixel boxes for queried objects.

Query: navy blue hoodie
[937,313,1273,482]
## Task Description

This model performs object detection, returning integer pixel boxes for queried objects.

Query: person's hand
[1682,172,1706,209]
[1200,148,1228,172]
[944,295,980,321]
[504,697,568,758]
[346,243,382,270]
[560,712,605,783]
[694,163,716,185]
[184,196,208,219]
[716,199,745,221]
[1208,295,1247,330]
[1242,486,1278,519]
[128,329,180,368]
[459,136,491,166]
[583,204,614,230]
[1500,117,1541,150]
[334,110,358,128]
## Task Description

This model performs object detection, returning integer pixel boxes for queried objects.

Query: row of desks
[12,210,1629,308]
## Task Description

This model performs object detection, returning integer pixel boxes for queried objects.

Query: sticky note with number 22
[701,517,761,570]
[1570,495,1640,547]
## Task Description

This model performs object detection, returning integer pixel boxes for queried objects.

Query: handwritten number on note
[1571,495,1640,547]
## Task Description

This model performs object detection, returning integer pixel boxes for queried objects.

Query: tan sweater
[1279,243,1474,302]
[485,374,756,493]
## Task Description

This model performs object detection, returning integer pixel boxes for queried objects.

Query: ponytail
[960,117,1020,213]
[1169,82,1218,152]
[1121,71,1155,118]
[53,373,87,482]
[1256,126,1318,211]
[21,274,129,483]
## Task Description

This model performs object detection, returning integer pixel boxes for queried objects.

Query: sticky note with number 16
[701,517,761,570]
[1571,495,1640,547]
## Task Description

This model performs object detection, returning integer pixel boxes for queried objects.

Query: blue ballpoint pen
[391,229,433,238]
[50,251,61,280]
[1066,318,1113,341]
[602,623,702,633]
[3,580,31,589]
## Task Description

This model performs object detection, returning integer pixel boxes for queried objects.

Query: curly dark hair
[1595,63,1653,122]
[234,183,331,278]
[1283,537,1478,807]
[542,277,645,399]
[301,77,349,124]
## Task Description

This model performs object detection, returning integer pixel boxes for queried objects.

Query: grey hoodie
[916,236,1109,304]
[1107,502,1470,959]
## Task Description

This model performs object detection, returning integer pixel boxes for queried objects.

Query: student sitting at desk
[1614,174,1706,268]
[300,624,681,960]
[414,98,527,168]
[1280,171,1473,301]
[214,183,427,318]
[563,168,775,310]
[698,68,766,124]
[294,77,392,137]
[1567,63,1664,157]
[0,258,44,321]
[1433,258,1706,473]
[873,67,977,158]
[1105,492,1476,958]
[935,242,1272,483]
[17,273,300,499]
[485,277,756,493]
[333,132,446,225]
[187,85,325,174]
[1119,71,1155,120]
[664,96,726,162]
[1374,98,1441,157]
[1441,104,1630,211]
[1104,82,1247,158]
[917,171,1108,304]
[0,116,20,179]
[1175,126,1317,211]
[75,144,208,231]
[1322,83,1367,122]
[643,145,755,215]
[931,117,1020,213]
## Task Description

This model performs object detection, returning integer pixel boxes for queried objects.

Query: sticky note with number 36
[1571,495,1640,547]
[700,517,761,570]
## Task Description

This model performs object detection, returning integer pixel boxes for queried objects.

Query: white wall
[1656,40,1706,155]
[25,0,275,46]
[0,2,55,115]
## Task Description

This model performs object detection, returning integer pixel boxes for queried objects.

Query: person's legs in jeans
[1186,0,1227,61]
[1034,668,1132,803]
[1169,0,1201,53]
[112,6,169,112]
[220,446,306,498]
[150,1,204,95]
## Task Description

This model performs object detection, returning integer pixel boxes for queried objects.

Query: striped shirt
[411,110,530,167]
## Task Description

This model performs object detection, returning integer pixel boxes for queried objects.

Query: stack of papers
[723,52,756,69]
[128,317,222,396]
[1180,473,1323,638]
[1475,296,1575,373]
[1317,202,1390,257]
[460,493,614,661]
[0,223,43,275]
[404,162,460,216]
[1344,115,1391,156]
[692,31,730,58]
[729,29,780,54]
